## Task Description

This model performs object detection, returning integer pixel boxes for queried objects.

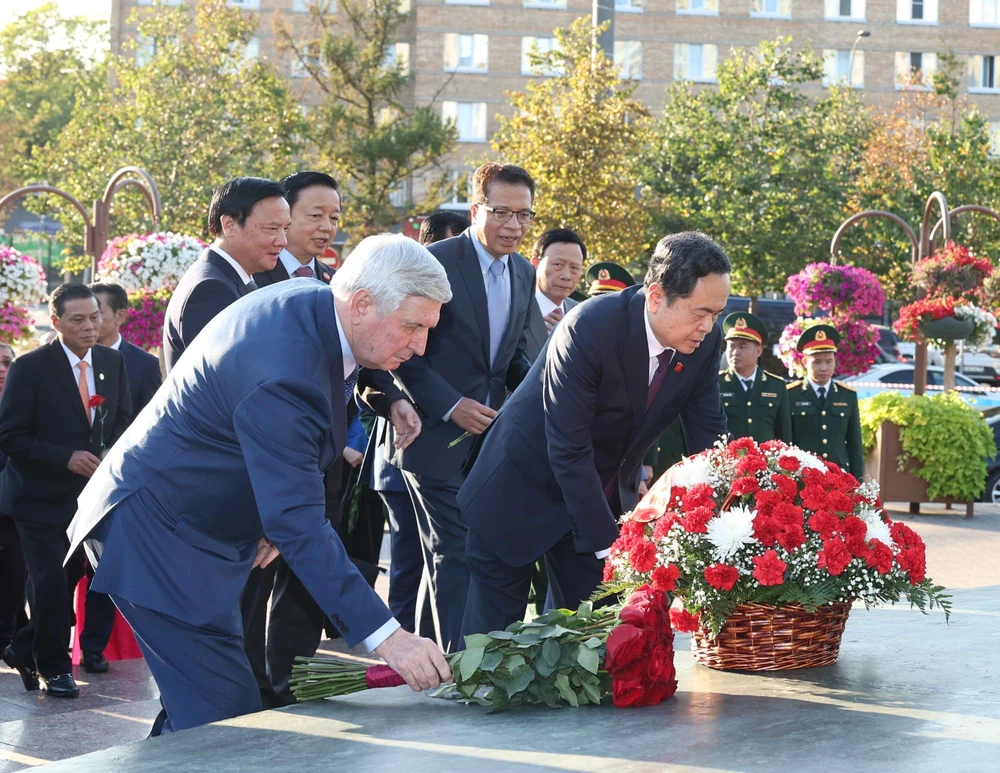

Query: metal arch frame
[0,167,161,277]
[930,205,1000,243]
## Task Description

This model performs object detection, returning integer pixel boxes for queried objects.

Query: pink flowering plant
[119,288,172,352]
[0,246,47,307]
[778,316,879,379]
[784,263,885,318]
[0,304,35,347]
[96,232,205,293]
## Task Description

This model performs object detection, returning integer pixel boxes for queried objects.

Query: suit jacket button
[822,439,828,445]
[801,411,806,416]
[747,401,752,407]
[822,424,827,430]
[747,418,753,424]
[821,410,827,416]
[823,453,829,459]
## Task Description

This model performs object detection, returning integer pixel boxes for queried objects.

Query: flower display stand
[863,421,973,519]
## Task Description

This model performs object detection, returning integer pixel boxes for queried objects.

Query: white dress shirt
[211,244,253,285]
[109,334,123,351]
[738,367,759,391]
[332,303,400,652]
[535,287,567,319]
[808,378,832,399]
[279,248,317,279]
[61,340,96,423]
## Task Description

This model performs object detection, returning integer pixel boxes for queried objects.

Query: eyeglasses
[481,205,536,225]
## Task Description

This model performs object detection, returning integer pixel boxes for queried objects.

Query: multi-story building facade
[111,0,1000,212]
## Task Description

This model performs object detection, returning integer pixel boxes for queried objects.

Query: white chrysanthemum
[857,505,892,547]
[670,454,713,488]
[781,446,827,473]
[705,505,758,562]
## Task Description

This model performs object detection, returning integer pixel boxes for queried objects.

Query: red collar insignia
[674,362,684,373]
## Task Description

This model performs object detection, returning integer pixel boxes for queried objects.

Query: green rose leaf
[480,650,503,673]
[463,633,494,649]
[460,647,485,681]
[542,638,561,667]
[577,645,600,674]
[507,664,535,695]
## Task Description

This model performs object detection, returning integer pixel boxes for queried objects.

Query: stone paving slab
[36,586,997,773]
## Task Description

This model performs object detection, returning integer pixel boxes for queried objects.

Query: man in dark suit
[66,235,452,735]
[525,228,584,363]
[0,342,27,655]
[163,176,289,372]
[418,211,471,246]
[0,284,131,697]
[458,232,732,637]
[381,162,537,653]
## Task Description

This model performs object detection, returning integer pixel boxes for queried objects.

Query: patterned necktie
[645,350,674,412]
[344,365,360,405]
[486,260,508,367]
[77,361,92,425]
[293,265,314,278]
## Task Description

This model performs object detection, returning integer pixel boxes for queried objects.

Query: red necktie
[293,265,314,278]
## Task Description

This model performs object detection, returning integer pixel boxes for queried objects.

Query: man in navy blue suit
[459,232,733,638]
[67,235,453,734]
[162,176,289,372]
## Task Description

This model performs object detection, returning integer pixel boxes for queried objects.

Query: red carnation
[652,515,676,540]
[88,395,105,409]
[736,454,767,476]
[680,505,714,534]
[760,440,787,453]
[681,483,716,510]
[863,540,894,574]
[651,563,681,593]
[826,490,854,515]
[800,484,828,511]
[771,473,799,501]
[775,523,806,552]
[629,539,658,573]
[703,563,739,592]
[807,510,842,540]
[772,502,804,528]
[754,489,783,518]
[731,476,760,496]
[896,545,927,585]
[891,521,924,549]
[777,455,800,472]
[842,516,869,557]
[752,550,787,586]
[817,537,853,576]
[753,515,780,547]
[669,606,701,633]
[727,437,758,456]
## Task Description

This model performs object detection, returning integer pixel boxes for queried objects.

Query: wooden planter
[864,421,973,518]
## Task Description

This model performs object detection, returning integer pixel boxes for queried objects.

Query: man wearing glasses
[375,162,536,652]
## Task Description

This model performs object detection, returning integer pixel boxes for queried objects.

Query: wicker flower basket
[690,602,851,671]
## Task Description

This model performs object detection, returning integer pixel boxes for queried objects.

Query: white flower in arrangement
[954,304,998,349]
[857,505,893,547]
[705,505,758,562]
[669,454,713,488]
[0,247,47,306]
[779,446,827,474]
[96,232,206,294]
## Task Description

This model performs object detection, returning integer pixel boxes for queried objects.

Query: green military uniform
[586,262,635,297]
[787,325,864,477]
[719,312,792,443]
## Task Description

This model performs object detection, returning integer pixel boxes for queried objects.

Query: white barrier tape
[847,381,1000,392]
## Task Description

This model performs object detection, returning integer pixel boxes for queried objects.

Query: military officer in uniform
[586,262,635,298]
[786,324,864,477]
[719,312,792,442]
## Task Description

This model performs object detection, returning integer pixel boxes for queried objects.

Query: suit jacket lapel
[621,290,650,443]
[90,347,111,447]
[48,342,90,430]
[527,299,547,357]
[317,261,334,285]
[496,254,528,360]
[205,249,250,295]
[454,233,492,365]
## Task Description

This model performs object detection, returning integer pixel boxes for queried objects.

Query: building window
[136,34,157,66]
[674,43,718,82]
[969,55,999,91]
[989,121,1000,157]
[521,36,561,76]
[444,33,489,73]
[897,0,937,24]
[825,0,864,19]
[971,0,1000,26]
[442,101,488,142]
[615,40,643,80]
[291,53,323,79]
[384,43,410,75]
[442,171,471,211]
[615,0,644,12]
[751,0,792,17]
[524,0,567,7]
[677,0,719,13]
[389,180,407,208]
[895,51,937,89]
[822,49,864,88]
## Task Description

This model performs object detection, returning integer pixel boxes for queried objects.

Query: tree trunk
[748,294,759,315]
[943,342,957,393]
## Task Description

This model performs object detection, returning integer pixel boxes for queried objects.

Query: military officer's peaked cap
[586,262,636,296]
[723,312,767,347]
[797,324,840,354]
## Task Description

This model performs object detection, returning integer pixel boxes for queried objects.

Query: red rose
[807,510,842,540]
[645,642,677,686]
[817,537,853,576]
[777,455,800,472]
[652,563,681,593]
[669,606,701,633]
[88,395,105,409]
[775,523,806,552]
[703,563,739,591]
[629,539,658,573]
[863,540,894,574]
[731,476,760,496]
[611,676,647,708]
[604,623,649,674]
[680,505,714,534]
[842,516,869,557]
[751,550,787,586]
[619,586,667,629]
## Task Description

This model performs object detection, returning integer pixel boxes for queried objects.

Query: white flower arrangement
[96,232,206,293]
[954,304,997,349]
[0,246,47,306]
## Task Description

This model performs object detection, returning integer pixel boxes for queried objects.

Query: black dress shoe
[82,651,110,673]
[42,673,80,698]
[3,645,39,692]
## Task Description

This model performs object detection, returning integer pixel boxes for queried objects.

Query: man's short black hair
[49,283,97,318]
[89,282,129,314]
[207,176,286,238]
[471,162,535,204]
[531,228,587,263]
[644,232,731,304]
[419,211,471,245]
[280,171,339,210]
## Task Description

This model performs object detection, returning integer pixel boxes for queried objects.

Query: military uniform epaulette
[764,371,783,381]
[719,369,728,376]
[835,381,856,392]
[786,380,802,389]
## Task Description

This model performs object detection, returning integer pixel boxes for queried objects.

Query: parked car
[897,341,945,367]
[982,413,1000,503]
[840,364,1000,411]
[956,348,1000,385]
[872,325,904,364]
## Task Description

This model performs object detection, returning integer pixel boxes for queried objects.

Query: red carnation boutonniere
[673,362,684,373]
[88,394,108,454]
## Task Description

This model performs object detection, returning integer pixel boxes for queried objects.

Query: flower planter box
[863,420,973,519]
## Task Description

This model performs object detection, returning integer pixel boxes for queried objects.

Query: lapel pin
[674,362,684,373]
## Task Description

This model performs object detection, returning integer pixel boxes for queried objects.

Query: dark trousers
[81,569,116,655]
[461,528,605,643]
[401,471,469,653]
[382,489,423,633]
[10,518,86,677]
[240,563,277,697]
[265,558,326,703]
[113,596,260,735]
[0,518,28,648]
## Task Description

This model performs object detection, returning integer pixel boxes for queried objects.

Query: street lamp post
[848,30,870,87]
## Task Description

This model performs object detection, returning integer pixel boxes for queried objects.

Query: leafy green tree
[491,18,654,270]
[642,38,871,310]
[274,0,456,243]
[27,0,306,241]
[0,3,106,193]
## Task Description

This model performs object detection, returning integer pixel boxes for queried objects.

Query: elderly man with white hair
[66,234,454,736]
